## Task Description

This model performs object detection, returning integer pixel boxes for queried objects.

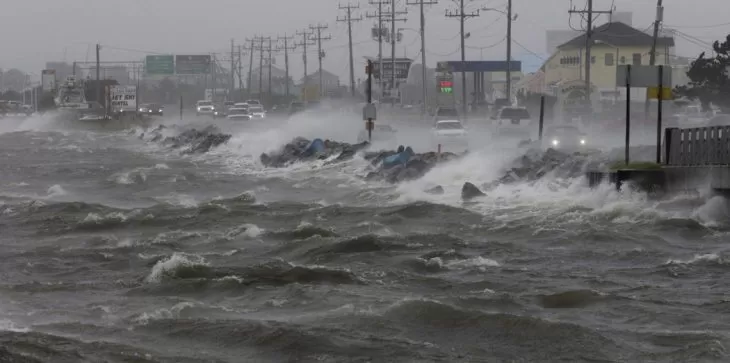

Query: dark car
[543,125,588,150]
[138,103,163,116]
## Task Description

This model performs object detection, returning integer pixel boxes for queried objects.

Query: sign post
[657,65,664,164]
[363,60,376,142]
[625,65,631,166]
[145,55,175,75]
[616,64,673,166]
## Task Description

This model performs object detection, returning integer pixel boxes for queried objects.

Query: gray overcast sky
[2,0,730,81]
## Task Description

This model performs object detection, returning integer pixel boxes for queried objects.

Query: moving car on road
[543,124,588,151]
[432,119,468,152]
[138,103,163,116]
[432,106,460,123]
[248,105,266,119]
[226,107,252,121]
[196,100,215,117]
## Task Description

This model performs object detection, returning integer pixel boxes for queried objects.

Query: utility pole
[390,0,396,106]
[277,34,297,99]
[296,29,316,101]
[211,53,217,102]
[238,45,244,93]
[506,0,512,102]
[569,1,612,105]
[267,38,274,105]
[338,3,363,97]
[230,39,235,98]
[367,0,402,102]
[95,44,101,108]
[257,37,268,99]
[247,38,255,97]
[483,2,516,104]
[446,1,479,118]
[309,24,331,97]
[407,0,438,115]
[646,0,664,116]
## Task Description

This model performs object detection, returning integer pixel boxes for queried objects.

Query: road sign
[616,65,672,87]
[145,55,174,75]
[647,86,674,100]
[175,55,211,75]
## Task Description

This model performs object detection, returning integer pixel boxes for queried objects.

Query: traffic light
[365,61,373,75]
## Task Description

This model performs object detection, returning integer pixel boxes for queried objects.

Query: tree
[674,34,730,112]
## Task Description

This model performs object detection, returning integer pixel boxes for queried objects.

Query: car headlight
[138,108,143,112]
[580,139,586,145]
[197,107,201,111]
[551,139,559,146]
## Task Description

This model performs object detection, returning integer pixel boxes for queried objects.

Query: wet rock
[493,147,598,186]
[148,125,232,154]
[461,182,486,201]
[260,137,369,167]
[425,185,444,195]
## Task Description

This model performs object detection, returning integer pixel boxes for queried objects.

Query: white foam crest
[0,318,29,332]
[46,184,67,198]
[145,253,209,283]
[0,113,56,134]
[132,302,197,325]
[223,110,362,158]
[664,253,725,266]
[445,256,501,270]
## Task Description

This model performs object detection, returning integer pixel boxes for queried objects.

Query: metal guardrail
[665,126,730,166]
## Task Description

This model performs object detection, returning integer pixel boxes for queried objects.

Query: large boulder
[260,137,369,167]
[461,182,486,201]
[158,126,232,154]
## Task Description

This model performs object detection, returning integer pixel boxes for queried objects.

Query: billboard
[175,55,211,75]
[616,65,673,87]
[110,85,137,111]
[41,69,56,92]
[371,58,413,81]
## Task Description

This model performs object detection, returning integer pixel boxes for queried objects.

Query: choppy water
[1,108,729,362]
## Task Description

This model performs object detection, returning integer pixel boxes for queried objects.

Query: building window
[605,53,614,66]
[632,53,642,65]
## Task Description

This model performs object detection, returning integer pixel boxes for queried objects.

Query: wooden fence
[665,126,730,166]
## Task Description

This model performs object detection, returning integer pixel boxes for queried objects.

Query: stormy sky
[2,0,729,81]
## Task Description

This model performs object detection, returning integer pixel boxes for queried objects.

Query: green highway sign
[175,55,211,75]
[145,55,174,75]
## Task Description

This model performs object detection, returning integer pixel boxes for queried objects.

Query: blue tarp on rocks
[302,138,326,157]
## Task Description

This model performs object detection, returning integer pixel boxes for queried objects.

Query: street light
[483,2,518,103]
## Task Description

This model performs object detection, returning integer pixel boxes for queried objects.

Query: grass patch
[609,161,662,171]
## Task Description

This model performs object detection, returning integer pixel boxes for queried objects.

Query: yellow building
[542,22,675,104]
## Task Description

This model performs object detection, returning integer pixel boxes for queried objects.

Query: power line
[277,34,297,99]
[309,24,332,97]
[446,0,480,117]
[407,0,438,114]
[338,3,363,97]
[568,0,613,104]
